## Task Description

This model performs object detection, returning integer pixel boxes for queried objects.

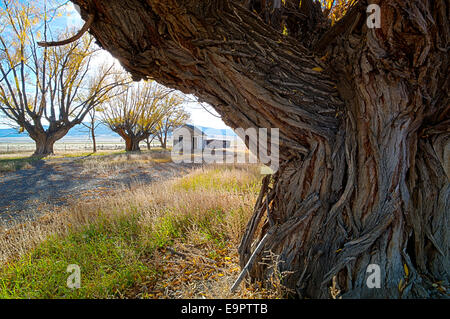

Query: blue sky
[0,1,230,130]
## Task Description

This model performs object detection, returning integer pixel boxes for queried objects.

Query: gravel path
[0,155,197,227]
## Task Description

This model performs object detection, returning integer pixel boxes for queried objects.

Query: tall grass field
[0,164,285,299]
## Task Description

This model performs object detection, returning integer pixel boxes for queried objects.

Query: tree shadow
[0,155,45,172]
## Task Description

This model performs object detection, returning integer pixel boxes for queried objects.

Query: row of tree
[102,81,189,152]
[0,0,189,155]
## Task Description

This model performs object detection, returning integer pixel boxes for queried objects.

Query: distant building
[172,124,231,152]
[173,124,207,152]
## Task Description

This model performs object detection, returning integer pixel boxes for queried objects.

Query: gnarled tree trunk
[29,127,71,157]
[125,138,141,152]
[33,135,56,157]
[123,136,142,152]
[116,128,143,152]
[71,0,449,298]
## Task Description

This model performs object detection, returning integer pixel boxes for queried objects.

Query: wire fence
[0,141,164,154]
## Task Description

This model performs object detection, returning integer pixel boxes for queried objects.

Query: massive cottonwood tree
[68,0,449,298]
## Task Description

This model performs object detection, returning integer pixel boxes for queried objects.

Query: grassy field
[0,150,127,173]
[0,147,175,173]
[0,163,284,299]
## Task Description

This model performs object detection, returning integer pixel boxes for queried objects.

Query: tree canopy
[102,80,175,152]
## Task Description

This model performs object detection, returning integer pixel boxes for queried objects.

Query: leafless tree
[0,0,123,156]
[155,94,189,149]
[102,81,170,152]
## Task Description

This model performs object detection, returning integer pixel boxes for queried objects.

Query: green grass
[0,165,263,299]
[145,208,228,251]
[0,208,234,299]
[0,150,126,172]
[0,214,158,298]
[173,167,260,194]
[0,156,42,172]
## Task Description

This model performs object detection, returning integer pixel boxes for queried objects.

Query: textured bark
[33,136,56,157]
[30,126,71,156]
[70,0,449,298]
[125,139,141,152]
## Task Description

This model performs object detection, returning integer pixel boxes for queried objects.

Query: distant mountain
[0,128,28,139]
[197,126,236,138]
[0,123,121,142]
[0,123,236,143]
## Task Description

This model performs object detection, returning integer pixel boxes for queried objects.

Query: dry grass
[0,163,284,298]
[0,150,124,173]
[79,150,172,174]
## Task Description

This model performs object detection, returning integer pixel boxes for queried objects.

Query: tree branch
[71,0,344,156]
[37,13,95,47]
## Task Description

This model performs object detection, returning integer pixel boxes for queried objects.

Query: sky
[65,2,230,130]
[0,1,230,130]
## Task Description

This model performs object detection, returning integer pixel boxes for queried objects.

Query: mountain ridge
[0,123,236,142]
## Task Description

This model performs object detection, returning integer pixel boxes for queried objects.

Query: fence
[0,143,121,154]
[0,140,168,155]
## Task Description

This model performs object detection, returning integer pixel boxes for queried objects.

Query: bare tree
[69,0,449,298]
[102,81,169,152]
[0,0,122,156]
[155,94,189,149]
[80,106,102,153]
[144,135,156,150]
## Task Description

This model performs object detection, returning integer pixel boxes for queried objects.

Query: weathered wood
[69,0,449,298]
[231,231,272,293]
[37,13,95,47]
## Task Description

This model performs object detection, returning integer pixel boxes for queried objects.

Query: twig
[37,13,95,47]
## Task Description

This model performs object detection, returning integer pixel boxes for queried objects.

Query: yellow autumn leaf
[312,67,324,72]
[398,279,407,292]
[403,264,409,277]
